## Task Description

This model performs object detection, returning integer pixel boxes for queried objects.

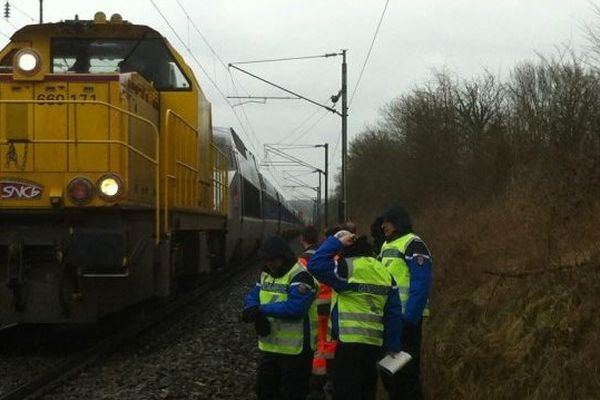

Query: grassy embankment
[346,56,600,398]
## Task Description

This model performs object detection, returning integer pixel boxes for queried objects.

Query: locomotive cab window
[0,48,19,72]
[51,38,191,90]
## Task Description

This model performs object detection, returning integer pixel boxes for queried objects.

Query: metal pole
[39,0,42,23]
[340,50,348,222]
[317,172,322,229]
[324,143,329,228]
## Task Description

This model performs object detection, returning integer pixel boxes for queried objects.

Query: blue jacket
[400,237,433,325]
[307,236,403,352]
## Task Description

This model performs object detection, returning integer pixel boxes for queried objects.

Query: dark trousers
[256,349,313,400]
[331,342,380,400]
[381,321,423,400]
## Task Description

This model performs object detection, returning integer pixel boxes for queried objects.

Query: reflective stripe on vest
[258,263,318,354]
[335,256,392,346]
[379,233,430,317]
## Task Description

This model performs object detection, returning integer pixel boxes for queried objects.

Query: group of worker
[242,206,433,400]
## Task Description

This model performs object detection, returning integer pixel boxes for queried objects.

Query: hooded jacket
[380,206,432,326]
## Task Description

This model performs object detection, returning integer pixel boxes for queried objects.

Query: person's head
[340,235,374,258]
[258,236,296,276]
[380,206,413,239]
[300,225,319,249]
[341,220,357,234]
[70,48,91,73]
[324,225,342,238]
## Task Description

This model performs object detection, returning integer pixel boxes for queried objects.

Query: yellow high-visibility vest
[380,233,430,317]
[334,256,392,346]
[258,263,318,354]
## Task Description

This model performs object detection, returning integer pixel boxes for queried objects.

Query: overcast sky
[0,0,596,200]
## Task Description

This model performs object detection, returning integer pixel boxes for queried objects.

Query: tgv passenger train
[213,127,303,262]
[0,13,302,329]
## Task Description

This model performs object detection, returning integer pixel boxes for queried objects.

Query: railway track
[0,264,250,400]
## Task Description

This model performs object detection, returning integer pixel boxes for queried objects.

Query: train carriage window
[242,178,261,219]
[51,38,191,90]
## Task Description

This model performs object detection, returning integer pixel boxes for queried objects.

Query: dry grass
[415,178,600,399]
[360,173,600,399]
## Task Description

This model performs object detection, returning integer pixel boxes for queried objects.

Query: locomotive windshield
[51,38,190,90]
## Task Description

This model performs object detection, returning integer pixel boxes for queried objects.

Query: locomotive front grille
[22,245,58,265]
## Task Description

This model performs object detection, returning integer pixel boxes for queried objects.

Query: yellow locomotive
[0,13,231,326]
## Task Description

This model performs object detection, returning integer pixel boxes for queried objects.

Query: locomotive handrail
[164,109,200,233]
[211,143,229,215]
[0,99,161,244]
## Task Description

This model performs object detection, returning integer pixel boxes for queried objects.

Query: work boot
[307,374,326,400]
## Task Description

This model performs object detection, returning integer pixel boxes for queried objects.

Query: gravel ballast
[37,267,262,400]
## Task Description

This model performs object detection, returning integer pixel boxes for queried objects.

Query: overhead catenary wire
[172,0,273,166]
[2,17,19,30]
[330,129,343,172]
[276,97,335,144]
[177,0,291,194]
[148,0,264,157]
[289,110,330,144]
[349,0,390,106]
[178,1,337,196]
[230,53,340,66]
[174,0,310,194]
[174,0,229,70]
[9,2,35,22]
[161,0,322,202]
[158,0,293,196]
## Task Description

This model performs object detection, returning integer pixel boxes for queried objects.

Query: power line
[2,17,19,30]
[148,0,263,157]
[174,0,228,71]
[276,107,322,144]
[230,53,340,65]
[160,0,322,199]
[349,0,390,106]
[172,0,266,162]
[288,110,330,144]
[276,102,329,144]
[330,129,343,170]
[10,3,35,22]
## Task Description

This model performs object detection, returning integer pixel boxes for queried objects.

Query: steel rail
[0,264,252,400]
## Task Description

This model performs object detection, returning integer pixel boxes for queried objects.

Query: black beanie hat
[380,206,413,236]
[258,236,295,262]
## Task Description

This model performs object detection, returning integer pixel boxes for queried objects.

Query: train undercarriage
[0,209,226,329]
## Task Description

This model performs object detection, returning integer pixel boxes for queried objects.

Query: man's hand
[335,230,356,247]
[255,312,271,336]
[402,321,419,349]
[241,305,260,322]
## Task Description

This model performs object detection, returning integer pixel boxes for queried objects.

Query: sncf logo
[0,180,43,199]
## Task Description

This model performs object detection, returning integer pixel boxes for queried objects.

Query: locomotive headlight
[97,174,123,200]
[14,48,41,75]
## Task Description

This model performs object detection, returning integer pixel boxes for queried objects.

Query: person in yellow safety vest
[377,206,433,400]
[298,225,337,400]
[308,230,403,400]
[242,236,319,400]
